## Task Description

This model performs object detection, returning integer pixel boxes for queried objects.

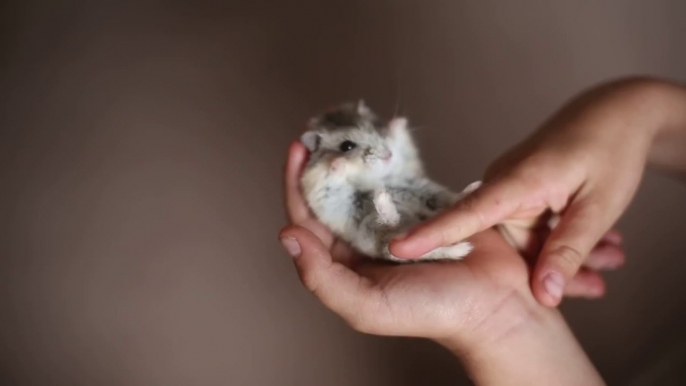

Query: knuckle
[300,270,321,295]
[550,245,585,274]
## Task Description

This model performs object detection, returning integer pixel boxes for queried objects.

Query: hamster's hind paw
[418,242,473,261]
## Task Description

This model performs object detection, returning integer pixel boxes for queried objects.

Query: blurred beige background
[1,0,685,385]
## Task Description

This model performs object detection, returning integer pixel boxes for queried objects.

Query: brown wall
[1,1,685,385]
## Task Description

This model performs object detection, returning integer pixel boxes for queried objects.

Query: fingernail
[280,237,301,258]
[543,272,564,302]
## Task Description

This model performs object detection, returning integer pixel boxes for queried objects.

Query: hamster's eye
[339,140,357,152]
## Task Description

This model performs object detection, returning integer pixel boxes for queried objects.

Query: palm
[283,141,530,339]
[350,229,527,338]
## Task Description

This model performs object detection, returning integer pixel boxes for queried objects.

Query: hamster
[300,100,480,262]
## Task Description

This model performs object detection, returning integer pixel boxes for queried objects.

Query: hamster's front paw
[462,181,482,196]
[373,190,400,226]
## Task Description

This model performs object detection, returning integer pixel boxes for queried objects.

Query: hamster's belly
[302,182,363,239]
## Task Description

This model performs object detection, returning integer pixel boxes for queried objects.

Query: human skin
[279,142,605,385]
[389,77,686,307]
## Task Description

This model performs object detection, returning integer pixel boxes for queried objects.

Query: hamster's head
[301,100,421,187]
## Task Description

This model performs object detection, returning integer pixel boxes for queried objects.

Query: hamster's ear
[301,131,321,152]
[386,117,418,151]
[356,99,372,116]
[307,117,320,129]
[388,117,409,136]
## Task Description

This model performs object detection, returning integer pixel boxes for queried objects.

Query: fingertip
[532,260,566,306]
[535,271,564,307]
[562,269,607,299]
[580,282,606,299]
[387,235,410,257]
[533,283,562,307]
[284,141,313,224]
[590,280,606,298]
[578,271,606,298]
[287,141,308,168]
[386,240,408,259]
[289,139,307,155]
[586,243,626,271]
[279,226,303,256]
[279,225,323,254]
[279,225,299,240]
[280,236,301,258]
[602,229,623,246]
[388,230,440,259]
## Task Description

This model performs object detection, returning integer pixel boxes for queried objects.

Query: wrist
[436,289,604,386]
[435,286,541,356]
[596,77,686,142]
[634,78,686,173]
[560,77,673,170]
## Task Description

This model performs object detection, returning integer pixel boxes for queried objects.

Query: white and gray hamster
[300,101,480,262]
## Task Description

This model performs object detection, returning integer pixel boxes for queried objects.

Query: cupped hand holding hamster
[299,101,480,262]
[279,140,606,385]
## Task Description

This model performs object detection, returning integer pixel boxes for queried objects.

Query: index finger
[284,141,311,224]
[389,178,529,258]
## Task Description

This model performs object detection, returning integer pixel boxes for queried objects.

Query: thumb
[279,226,382,333]
[389,177,530,258]
[532,198,609,307]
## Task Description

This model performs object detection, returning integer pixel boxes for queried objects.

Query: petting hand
[389,78,663,307]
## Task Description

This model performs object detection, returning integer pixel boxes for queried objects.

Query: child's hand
[389,78,667,307]
[279,141,610,342]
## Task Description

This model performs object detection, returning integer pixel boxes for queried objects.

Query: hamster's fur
[300,101,479,262]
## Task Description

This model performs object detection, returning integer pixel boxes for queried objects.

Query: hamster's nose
[382,150,393,162]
